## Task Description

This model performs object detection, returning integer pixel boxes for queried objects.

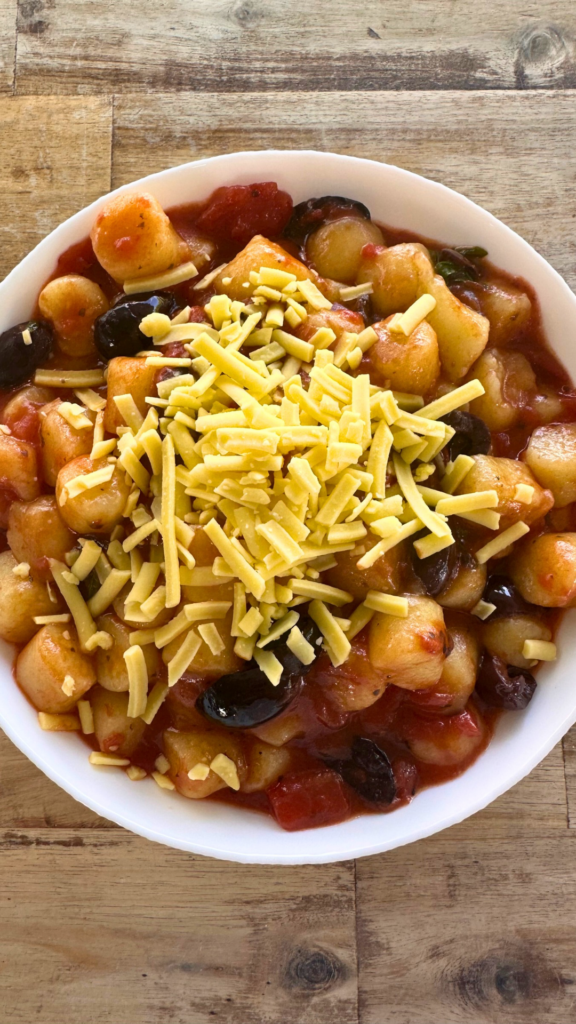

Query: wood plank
[0,730,114,828]
[113,90,576,289]
[0,829,358,1024]
[356,830,576,1024]
[0,0,16,93]
[563,724,576,827]
[14,2,576,94]
[0,96,112,280]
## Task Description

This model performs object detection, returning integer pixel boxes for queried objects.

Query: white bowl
[1,150,575,864]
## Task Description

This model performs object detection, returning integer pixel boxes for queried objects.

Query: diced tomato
[187,305,209,324]
[392,758,418,802]
[161,342,188,359]
[3,399,42,444]
[196,182,293,246]
[360,243,386,260]
[267,768,351,831]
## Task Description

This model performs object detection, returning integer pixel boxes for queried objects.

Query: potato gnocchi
[0,181,572,831]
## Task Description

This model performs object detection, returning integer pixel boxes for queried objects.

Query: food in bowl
[0,180,573,832]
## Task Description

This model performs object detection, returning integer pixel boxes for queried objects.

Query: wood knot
[18,0,50,35]
[515,23,573,86]
[231,1,261,27]
[284,947,342,992]
[448,944,565,1013]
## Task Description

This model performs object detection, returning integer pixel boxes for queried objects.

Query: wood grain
[356,831,576,1024]
[13,2,576,95]
[0,95,111,279]
[0,730,112,828]
[1,24,576,1023]
[563,724,576,828]
[112,90,576,290]
[0,830,358,1024]
[0,0,16,93]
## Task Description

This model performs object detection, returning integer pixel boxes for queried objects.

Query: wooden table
[1,5,576,1021]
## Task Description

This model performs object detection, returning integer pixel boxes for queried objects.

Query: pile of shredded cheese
[43,262,542,733]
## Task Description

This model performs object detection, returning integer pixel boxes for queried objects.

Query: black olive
[0,320,53,389]
[94,293,178,360]
[412,533,460,596]
[475,653,536,710]
[483,575,535,619]
[283,196,372,246]
[80,568,101,602]
[442,410,491,460]
[330,737,397,806]
[196,616,322,728]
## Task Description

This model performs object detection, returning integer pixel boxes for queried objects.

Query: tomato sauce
[4,180,575,831]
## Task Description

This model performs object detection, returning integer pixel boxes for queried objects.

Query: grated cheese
[363,592,409,617]
[198,621,225,655]
[522,639,556,661]
[77,700,95,734]
[167,629,201,686]
[123,260,198,294]
[435,490,498,517]
[152,770,176,790]
[253,648,283,686]
[88,568,131,618]
[188,763,210,781]
[71,539,102,581]
[12,562,30,579]
[58,401,93,431]
[309,599,351,667]
[34,368,106,388]
[74,388,106,412]
[475,521,530,564]
[471,599,497,621]
[210,753,240,790]
[419,380,485,420]
[50,559,98,651]
[127,765,147,781]
[124,644,149,718]
[441,454,475,494]
[61,674,76,697]
[142,681,169,724]
[89,752,130,766]
[33,613,71,625]
[286,624,316,665]
[514,484,535,504]
[389,293,436,336]
[345,603,375,640]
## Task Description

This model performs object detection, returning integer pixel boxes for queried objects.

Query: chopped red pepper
[196,182,293,246]
[268,768,351,831]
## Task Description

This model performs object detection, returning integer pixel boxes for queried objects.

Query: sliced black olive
[442,410,491,460]
[430,246,488,285]
[483,575,535,619]
[411,532,460,596]
[475,653,536,710]
[196,616,323,728]
[284,196,372,246]
[196,665,302,729]
[330,737,397,806]
[0,320,53,389]
[94,293,178,360]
